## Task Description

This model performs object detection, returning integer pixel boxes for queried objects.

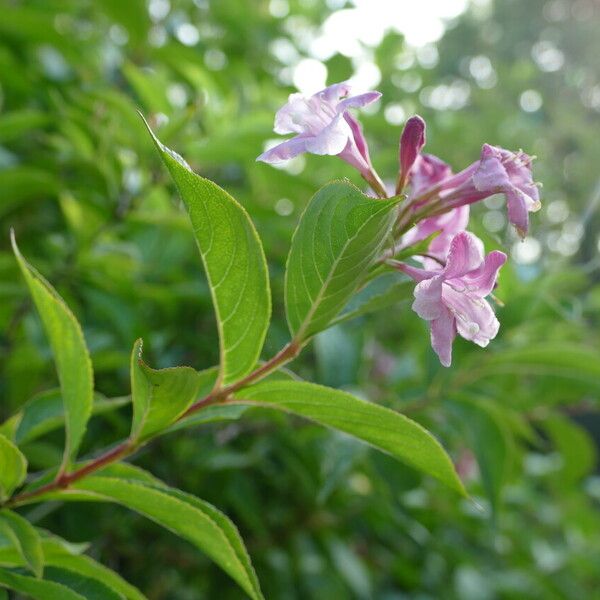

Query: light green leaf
[0,568,85,600]
[330,274,413,328]
[543,413,597,485]
[11,232,93,470]
[285,182,398,341]
[129,339,203,441]
[65,476,263,600]
[0,510,43,578]
[143,118,271,386]
[231,381,465,495]
[0,434,27,501]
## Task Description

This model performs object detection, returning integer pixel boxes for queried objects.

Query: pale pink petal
[410,153,452,197]
[395,261,437,283]
[442,287,500,347]
[430,307,456,367]
[257,136,310,163]
[274,94,311,134]
[304,113,351,156]
[338,91,381,111]
[505,188,530,237]
[472,148,511,193]
[413,277,444,320]
[457,250,507,297]
[443,232,484,280]
[319,82,352,104]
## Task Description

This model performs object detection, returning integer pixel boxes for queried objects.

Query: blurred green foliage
[1,0,599,597]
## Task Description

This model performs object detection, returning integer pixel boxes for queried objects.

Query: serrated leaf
[143,118,271,386]
[285,182,398,341]
[330,274,413,328]
[0,510,43,578]
[65,476,263,600]
[0,434,27,501]
[0,568,85,600]
[11,233,93,470]
[129,339,203,441]
[230,381,465,495]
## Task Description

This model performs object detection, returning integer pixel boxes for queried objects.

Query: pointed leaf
[0,568,85,600]
[143,118,271,386]
[231,381,465,495]
[0,434,27,501]
[129,339,203,441]
[285,182,398,341]
[43,566,123,600]
[0,510,43,578]
[11,233,93,468]
[64,476,263,600]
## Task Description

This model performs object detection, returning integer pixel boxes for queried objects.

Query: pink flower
[257,82,381,177]
[440,144,541,237]
[410,153,453,198]
[396,232,507,367]
[396,115,426,193]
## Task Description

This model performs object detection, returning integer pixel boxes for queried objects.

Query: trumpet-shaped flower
[440,144,541,237]
[396,231,507,367]
[257,82,381,178]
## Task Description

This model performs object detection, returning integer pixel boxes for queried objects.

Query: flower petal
[505,188,530,237]
[337,91,382,111]
[430,307,456,367]
[274,94,312,135]
[412,276,444,320]
[458,250,507,297]
[443,286,500,347]
[443,232,484,280]
[257,135,310,163]
[304,113,351,156]
[319,82,353,104]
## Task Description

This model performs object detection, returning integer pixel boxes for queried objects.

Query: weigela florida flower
[257,82,380,178]
[396,115,426,193]
[395,232,507,367]
[436,144,541,237]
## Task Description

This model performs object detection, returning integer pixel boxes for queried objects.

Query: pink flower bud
[397,115,426,193]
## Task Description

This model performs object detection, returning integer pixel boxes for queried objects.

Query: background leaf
[0,568,85,600]
[285,182,397,341]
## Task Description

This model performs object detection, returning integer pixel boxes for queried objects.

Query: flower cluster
[258,82,541,366]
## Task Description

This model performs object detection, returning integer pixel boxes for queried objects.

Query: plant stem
[7,341,302,508]
[362,169,388,199]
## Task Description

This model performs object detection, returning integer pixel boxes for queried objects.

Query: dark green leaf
[0,568,85,600]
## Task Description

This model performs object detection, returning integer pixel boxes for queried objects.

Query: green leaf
[448,397,512,512]
[65,476,263,600]
[330,274,413,327]
[0,434,27,501]
[129,339,203,441]
[4,390,128,446]
[42,539,146,600]
[231,381,465,495]
[0,568,85,600]
[0,510,44,578]
[285,182,398,341]
[11,232,93,470]
[143,118,271,386]
[43,566,123,600]
[542,413,597,485]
